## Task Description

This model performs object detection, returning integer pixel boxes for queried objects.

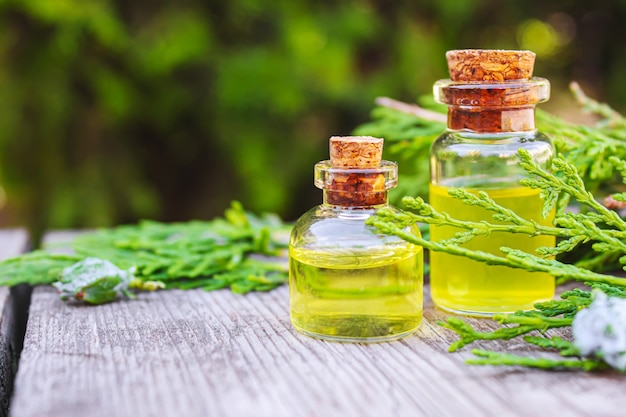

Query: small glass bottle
[429,49,556,315]
[289,136,423,342]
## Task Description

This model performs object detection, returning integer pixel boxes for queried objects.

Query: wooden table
[1,230,626,417]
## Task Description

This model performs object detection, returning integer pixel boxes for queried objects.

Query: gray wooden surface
[8,232,626,417]
[0,230,29,417]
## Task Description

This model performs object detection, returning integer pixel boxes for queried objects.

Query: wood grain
[0,230,29,417]
[10,232,626,417]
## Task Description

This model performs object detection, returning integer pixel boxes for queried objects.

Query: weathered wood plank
[0,230,30,417]
[10,232,626,417]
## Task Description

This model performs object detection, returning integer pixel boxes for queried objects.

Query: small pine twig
[468,349,607,372]
[524,336,580,356]
[438,317,539,352]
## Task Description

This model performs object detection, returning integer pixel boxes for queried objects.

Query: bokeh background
[0,0,624,237]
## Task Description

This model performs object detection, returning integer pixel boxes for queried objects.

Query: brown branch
[375,97,447,124]
[569,81,626,125]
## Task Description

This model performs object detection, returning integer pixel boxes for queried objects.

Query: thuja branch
[383,195,581,246]
[517,149,626,231]
[361,87,626,209]
[467,350,607,371]
[438,318,539,352]
[435,291,592,352]
[367,216,626,287]
[370,150,626,262]
[361,85,626,371]
[367,149,626,365]
[438,315,572,353]
[0,202,290,293]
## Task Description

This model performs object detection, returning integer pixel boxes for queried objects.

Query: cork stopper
[446,49,536,82]
[329,136,383,168]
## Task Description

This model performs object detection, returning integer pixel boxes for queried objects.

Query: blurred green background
[0,0,623,235]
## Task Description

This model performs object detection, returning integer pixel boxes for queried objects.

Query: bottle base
[290,314,423,343]
[433,299,552,317]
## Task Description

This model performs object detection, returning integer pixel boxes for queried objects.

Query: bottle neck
[433,77,549,134]
[322,190,389,208]
[315,163,396,209]
[447,105,536,133]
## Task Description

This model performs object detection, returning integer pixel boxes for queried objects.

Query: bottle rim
[433,77,550,107]
[314,160,398,191]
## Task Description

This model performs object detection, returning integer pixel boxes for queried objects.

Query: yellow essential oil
[430,50,556,315]
[289,245,423,342]
[289,135,424,342]
[429,184,555,315]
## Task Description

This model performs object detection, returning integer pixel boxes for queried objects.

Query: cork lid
[446,49,536,82]
[329,136,383,168]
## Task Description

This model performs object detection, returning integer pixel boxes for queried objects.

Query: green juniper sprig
[366,145,626,371]
[0,201,290,295]
[0,252,84,286]
[357,84,626,266]
[437,294,585,353]
[439,318,547,353]
[464,289,626,372]
[524,335,580,355]
[369,149,626,273]
[539,83,626,194]
[466,349,607,372]
[353,83,626,371]
[370,207,626,289]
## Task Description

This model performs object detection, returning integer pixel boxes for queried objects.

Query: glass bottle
[289,136,423,342]
[429,50,556,315]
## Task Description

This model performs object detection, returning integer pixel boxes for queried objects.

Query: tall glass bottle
[429,50,556,315]
[289,136,423,342]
